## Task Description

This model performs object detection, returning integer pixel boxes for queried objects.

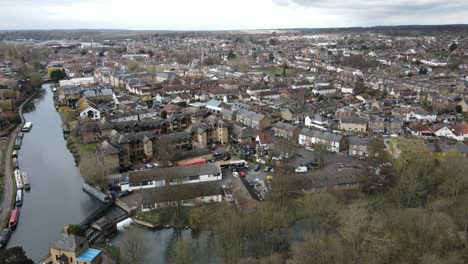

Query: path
[0,92,37,228]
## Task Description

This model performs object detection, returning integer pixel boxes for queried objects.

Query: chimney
[64,225,70,236]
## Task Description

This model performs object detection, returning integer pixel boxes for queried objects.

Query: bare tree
[79,152,109,188]
[272,163,295,209]
[120,226,148,264]
[272,138,297,165]
[169,239,193,264]
[156,139,177,167]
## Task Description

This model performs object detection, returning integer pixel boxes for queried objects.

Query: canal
[7,84,100,262]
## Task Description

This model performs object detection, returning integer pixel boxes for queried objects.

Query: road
[0,92,33,228]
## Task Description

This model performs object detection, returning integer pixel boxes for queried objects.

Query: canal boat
[21,171,30,191]
[13,157,19,169]
[15,190,23,206]
[22,122,33,132]
[8,208,20,228]
[14,170,23,190]
[0,228,12,248]
[12,150,18,159]
[82,183,110,202]
[17,132,24,139]
[14,138,22,150]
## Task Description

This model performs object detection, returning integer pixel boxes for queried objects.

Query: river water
[7,85,100,261]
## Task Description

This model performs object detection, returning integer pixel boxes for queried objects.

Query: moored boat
[8,208,20,229]
[14,169,23,190]
[21,171,30,190]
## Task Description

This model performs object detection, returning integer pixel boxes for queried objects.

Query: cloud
[273,0,468,25]
[281,0,468,16]
[0,0,468,29]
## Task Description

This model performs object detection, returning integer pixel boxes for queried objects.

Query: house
[369,115,403,135]
[272,121,301,141]
[156,132,192,150]
[49,226,102,264]
[406,109,437,123]
[348,137,371,157]
[205,99,230,113]
[236,110,271,130]
[96,140,121,173]
[406,123,434,137]
[231,124,256,146]
[168,113,191,132]
[339,117,368,133]
[305,114,330,129]
[298,128,347,153]
[77,98,101,121]
[312,86,337,95]
[118,163,222,191]
[185,120,229,147]
[75,117,100,144]
[256,130,274,148]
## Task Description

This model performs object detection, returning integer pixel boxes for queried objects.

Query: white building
[120,163,222,192]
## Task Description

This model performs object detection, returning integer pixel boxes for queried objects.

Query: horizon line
[1,23,468,32]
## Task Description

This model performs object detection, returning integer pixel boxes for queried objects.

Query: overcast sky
[1,0,468,30]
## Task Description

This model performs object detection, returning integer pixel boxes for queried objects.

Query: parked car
[152,163,160,168]
[254,164,261,172]
[209,144,217,150]
[232,172,239,177]
[239,171,246,178]
[222,155,231,161]
[305,146,314,152]
[208,158,216,163]
[295,166,308,173]
[144,164,153,170]
[256,158,266,164]
[264,166,271,172]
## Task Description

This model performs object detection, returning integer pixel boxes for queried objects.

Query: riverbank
[0,90,39,229]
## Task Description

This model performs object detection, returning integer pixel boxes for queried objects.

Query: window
[188,175,200,181]
[70,257,73,262]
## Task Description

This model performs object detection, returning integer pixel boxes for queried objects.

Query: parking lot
[237,147,365,197]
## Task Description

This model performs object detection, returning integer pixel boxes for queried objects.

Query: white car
[305,147,314,152]
[232,172,239,177]
[153,163,160,168]
[295,166,308,173]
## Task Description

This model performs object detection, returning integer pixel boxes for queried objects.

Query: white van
[295,166,308,173]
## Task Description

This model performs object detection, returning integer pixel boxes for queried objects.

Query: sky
[1,0,468,30]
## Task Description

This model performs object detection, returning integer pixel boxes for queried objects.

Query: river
[7,85,100,261]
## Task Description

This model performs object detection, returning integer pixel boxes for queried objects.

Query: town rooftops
[348,136,371,146]
[50,233,87,252]
[127,163,221,183]
[300,128,343,142]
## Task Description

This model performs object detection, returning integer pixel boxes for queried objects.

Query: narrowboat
[21,171,30,191]
[0,228,12,248]
[8,208,20,228]
[15,190,23,206]
[14,170,23,190]
[21,122,32,132]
